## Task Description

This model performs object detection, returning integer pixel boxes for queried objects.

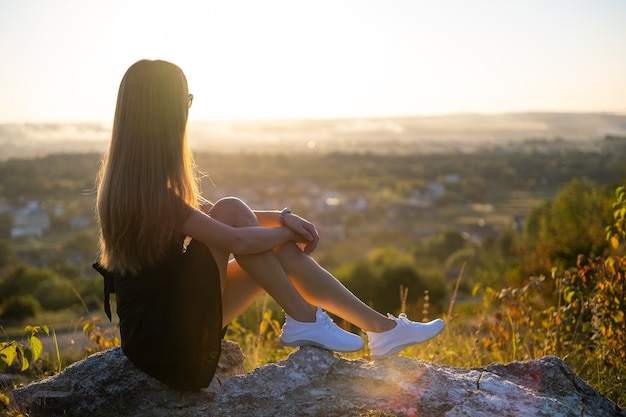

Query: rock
[11,340,244,417]
[214,348,624,417]
[11,344,625,417]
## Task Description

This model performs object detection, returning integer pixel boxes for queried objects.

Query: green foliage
[0,239,16,268]
[0,295,41,320]
[62,229,98,257]
[473,262,624,405]
[521,179,614,278]
[0,325,48,413]
[225,297,292,371]
[0,154,101,199]
[444,247,475,271]
[0,326,48,372]
[0,264,52,297]
[426,230,467,263]
[606,185,626,252]
[337,246,447,316]
[477,276,548,362]
[35,277,77,310]
[552,255,625,364]
[0,213,12,239]
[473,185,626,406]
[0,263,83,313]
[46,259,103,310]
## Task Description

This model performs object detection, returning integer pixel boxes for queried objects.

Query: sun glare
[0,0,625,122]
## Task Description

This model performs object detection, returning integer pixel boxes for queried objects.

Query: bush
[35,277,77,310]
[0,295,41,320]
[522,178,614,277]
[476,185,626,406]
[1,325,48,413]
[337,246,447,315]
[0,264,51,300]
[0,264,81,312]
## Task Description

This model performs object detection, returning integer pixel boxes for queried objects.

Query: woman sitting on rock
[93,59,444,390]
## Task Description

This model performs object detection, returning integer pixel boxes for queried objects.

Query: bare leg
[220,240,396,332]
[221,259,263,326]
[275,242,396,333]
[208,197,315,324]
[217,231,441,358]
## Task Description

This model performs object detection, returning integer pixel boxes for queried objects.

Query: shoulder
[168,191,196,226]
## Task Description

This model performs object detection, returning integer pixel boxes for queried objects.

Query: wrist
[279,207,291,226]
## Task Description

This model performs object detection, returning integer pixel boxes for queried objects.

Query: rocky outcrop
[11,342,625,417]
[11,341,244,417]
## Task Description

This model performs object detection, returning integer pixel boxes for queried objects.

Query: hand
[283,213,319,255]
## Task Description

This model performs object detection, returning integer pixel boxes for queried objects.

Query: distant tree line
[0,138,625,202]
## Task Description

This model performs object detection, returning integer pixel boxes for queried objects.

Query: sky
[1,0,625,123]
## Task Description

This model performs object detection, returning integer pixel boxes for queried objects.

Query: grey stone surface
[10,343,625,417]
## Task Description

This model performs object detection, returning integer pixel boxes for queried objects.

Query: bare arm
[202,205,284,226]
[200,203,319,254]
[181,209,297,255]
[254,210,319,254]
[252,210,284,227]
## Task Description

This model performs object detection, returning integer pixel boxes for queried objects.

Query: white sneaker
[280,306,365,352]
[366,314,445,359]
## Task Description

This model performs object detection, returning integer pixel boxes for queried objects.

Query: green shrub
[336,246,446,315]
[475,185,626,406]
[0,264,81,312]
[0,264,51,300]
[34,277,77,310]
[1,325,48,413]
[0,295,41,321]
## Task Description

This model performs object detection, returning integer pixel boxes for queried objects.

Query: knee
[210,197,258,227]
[274,241,300,257]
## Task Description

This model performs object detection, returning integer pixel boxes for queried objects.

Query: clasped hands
[282,212,319,255]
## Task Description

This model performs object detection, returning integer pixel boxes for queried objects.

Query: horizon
[1,1,625,123]
[1,109,626,126]
[2,113,625,159]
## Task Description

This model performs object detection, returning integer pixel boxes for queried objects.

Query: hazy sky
[1,0,625,122]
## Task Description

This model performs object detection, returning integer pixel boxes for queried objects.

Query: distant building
[427,182,446,198]
[10,201,51,238]
[443,173,460,183]
[409,182,447,208]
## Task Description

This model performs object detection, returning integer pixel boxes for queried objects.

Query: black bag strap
[92,262,115,321]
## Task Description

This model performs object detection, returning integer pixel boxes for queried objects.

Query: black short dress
[93,237,223,391]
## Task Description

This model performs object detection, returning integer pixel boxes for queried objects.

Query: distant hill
[0,122,111,160]
[1,112,625,159]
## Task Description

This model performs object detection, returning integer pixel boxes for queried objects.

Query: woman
[94,59,444,390]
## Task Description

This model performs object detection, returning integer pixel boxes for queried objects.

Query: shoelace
[317,311,337,331]
[390,313,411,326]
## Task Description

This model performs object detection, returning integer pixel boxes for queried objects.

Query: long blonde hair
[96,59,201,274]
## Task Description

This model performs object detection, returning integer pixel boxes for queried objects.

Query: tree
[0,212,12,239]
[521,178,614,277]
[336,246,447,316]
[0,239,15,268]
[0,264,79,312]
[424,230,467,263]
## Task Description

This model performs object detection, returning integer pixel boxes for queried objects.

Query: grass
[1,308,94,338]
